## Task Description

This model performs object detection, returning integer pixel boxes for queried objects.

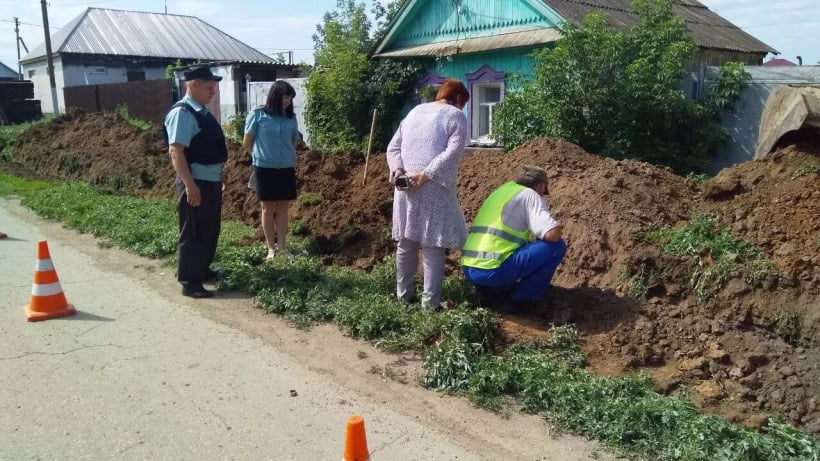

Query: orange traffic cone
[342,415,370,461]
[24,240,76,322]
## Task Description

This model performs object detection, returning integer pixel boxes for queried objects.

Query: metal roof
[0,61,18,79]
[375,28,562,57]
[21,8,274,64]
[543,0,778,54]
[372,1,776,60]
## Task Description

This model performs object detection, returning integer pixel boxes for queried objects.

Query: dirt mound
[5,111,819,433]
[12,110,174,197]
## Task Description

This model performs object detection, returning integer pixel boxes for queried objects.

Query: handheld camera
[394,175,410,190]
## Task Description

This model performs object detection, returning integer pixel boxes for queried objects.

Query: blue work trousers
[463,239,567,302]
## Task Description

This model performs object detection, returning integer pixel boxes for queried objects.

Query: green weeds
[686,172,711,185]
[619,263,662,301]
[792,161,820,179]
[11,176,818,460]
[0,122,34,161]
[0,172,50,196]
[774,309,803,345]
[115,104,151,130]
[646,214,774,302]
[22,182,177,258]
[297,192,323,206]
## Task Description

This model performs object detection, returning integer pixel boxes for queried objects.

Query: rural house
[20,7,292,118]
[371,0,777,144]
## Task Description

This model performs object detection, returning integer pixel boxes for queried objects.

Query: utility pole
[14,17,23,80]
[40,0,60,116]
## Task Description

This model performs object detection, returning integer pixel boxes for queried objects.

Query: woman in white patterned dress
[386,79,470,310]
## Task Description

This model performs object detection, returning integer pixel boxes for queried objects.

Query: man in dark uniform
[163,66,228,298]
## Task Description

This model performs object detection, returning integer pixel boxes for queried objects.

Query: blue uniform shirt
[244,108,300,168]
[164,95,224,182]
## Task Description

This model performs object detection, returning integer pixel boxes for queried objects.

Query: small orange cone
[343,415,370,461]
[24,240,76,322]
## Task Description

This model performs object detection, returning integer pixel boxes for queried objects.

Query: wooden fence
[64,79,174,124]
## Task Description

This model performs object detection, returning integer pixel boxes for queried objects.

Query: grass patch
[10,174,818,461]
[645,214,774,302]
[0,172,51,196]
[297,192,323,206]
[686,172,711,185]
[22,182,177,259]
[774,309,803,345]
[792,161,820,179]
[115,104,151,130]
[1,123,34,160]
[619,263,662,301]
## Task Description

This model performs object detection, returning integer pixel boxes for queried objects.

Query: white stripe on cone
[36,259,55,272]
[32,281,63,297]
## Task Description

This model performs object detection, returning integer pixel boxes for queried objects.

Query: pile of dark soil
[6,111,819,433]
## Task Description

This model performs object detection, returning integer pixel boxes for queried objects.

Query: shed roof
[21,7,274,64]
[762,58,797,67]
[0,61,17,79]
[544,0,777,54]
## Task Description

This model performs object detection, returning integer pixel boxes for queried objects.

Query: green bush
[492,0,748,175]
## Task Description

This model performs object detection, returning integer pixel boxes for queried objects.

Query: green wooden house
[371,0,776,144]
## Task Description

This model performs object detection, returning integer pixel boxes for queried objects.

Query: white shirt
[501,187,560,240]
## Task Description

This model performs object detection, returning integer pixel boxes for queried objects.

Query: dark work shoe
[471,285,508,309]
[182,284,214,299]
[204,268,219,282]
[503,299,537,315]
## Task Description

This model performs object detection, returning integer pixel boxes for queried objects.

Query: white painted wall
[22,57,65,115]
[247,78,309,146]
[61,63,165,88]
[212,65,237,125]
[23,57,168,115]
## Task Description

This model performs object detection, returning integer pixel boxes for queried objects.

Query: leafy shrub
[646,214,774,302]
[226,111,247,144]
[492,0,749,175]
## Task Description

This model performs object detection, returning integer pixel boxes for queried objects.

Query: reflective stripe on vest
[461,182,532,270]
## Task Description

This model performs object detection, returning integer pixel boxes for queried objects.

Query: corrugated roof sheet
[543,0,777,54]
[374,28,562,57]
[22,8,273,64]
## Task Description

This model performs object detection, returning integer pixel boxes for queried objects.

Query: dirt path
[0,198,614,461]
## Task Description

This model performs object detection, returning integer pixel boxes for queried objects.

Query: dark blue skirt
[251,166,297,201]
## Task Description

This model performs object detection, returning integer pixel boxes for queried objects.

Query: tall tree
[305,0,420,153]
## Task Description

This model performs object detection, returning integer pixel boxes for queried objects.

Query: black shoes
[181,283,214,299]
[204,268,219,282]
[502,299,537,315]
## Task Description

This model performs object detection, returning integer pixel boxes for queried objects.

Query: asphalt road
[0,198,612,461]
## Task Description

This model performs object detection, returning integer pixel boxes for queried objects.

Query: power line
[1,18,59,29]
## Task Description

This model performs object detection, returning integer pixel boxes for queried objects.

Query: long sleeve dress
[386,102,469,249]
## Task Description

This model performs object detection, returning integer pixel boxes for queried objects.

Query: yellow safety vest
[461,182,532,269]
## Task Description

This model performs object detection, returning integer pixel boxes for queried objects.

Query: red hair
[435,79,470,107]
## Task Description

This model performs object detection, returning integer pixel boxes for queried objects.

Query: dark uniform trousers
[175,177,222,284]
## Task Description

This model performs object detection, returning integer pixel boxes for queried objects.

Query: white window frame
[472,83,502,140]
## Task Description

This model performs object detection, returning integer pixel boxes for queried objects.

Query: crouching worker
[461,165,567,313]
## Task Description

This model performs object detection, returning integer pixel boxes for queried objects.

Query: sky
[0,0,818,75]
